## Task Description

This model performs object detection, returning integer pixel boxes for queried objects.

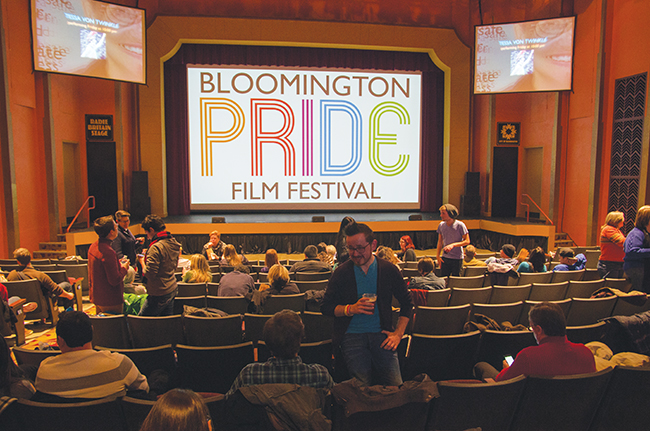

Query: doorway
[491,146,519,218]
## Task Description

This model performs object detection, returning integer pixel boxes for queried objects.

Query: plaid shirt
[225,356,334,398]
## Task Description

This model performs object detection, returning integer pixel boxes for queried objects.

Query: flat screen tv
[474,16,575,94]
[31,0,146,84]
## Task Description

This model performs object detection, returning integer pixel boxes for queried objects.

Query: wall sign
[497,122,520,145]
[86,114,113,141]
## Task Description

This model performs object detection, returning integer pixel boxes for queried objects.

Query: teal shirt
[346,258,381,334]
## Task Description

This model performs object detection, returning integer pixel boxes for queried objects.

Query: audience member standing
[436,204,470,276]
[598,211,626,279]
[111,210,142,270]
[137,215,181,316]
[89,216,130,314]
[322,222,413,386]
[624,206,650,292]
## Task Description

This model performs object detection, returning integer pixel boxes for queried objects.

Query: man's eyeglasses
[345,243,371,253]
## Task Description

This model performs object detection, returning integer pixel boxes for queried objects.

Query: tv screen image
[474,16,575,94]
[186,66,422,211]
[31,0,146,84]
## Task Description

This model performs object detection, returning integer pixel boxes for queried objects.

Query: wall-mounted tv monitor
[474,16,575,94]
[31,0,146,85]
[187,66,422,211]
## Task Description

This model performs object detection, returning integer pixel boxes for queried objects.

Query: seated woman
[397,235,417,261]
[220,244,250,267]
[261,264,299,295]
[517,247,548,273]
[182,254,212,283]
[140,388,212,431]
[376,246,402,267]
[261,249,279,273]
[317,242,335,266]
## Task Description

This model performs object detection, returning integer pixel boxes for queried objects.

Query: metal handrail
[521,194,553,225]
[66,196,95,233]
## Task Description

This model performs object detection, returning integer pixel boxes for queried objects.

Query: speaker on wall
[409,214,423,221]
[312,216,325,222]
[465,172,480,196]
[212,217,226,223]
[130,171,150,220]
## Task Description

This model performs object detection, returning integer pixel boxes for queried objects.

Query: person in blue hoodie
[624,206,650,292]
[553,247,587,272]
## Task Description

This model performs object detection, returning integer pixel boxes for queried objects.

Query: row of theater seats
[175,268,332,282]
[176,279,328,296]
[4,352,646,430]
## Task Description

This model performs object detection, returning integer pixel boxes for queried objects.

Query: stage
[65,211,556,257]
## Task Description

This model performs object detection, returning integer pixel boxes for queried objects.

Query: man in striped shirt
[226,310,334,398]
[35,311,149,400]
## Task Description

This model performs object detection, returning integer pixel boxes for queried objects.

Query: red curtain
[164,44,444,215]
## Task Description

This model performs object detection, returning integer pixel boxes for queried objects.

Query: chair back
[565,296,617,326]
[583,268,602,281]
[604,278,632,293]
[447,275,486,289]
[592,366,650,431]
[3,278,50,321]
[403,331,481,381]
[489,284,532,304]
[243,313,274,346]
[42,270,68,284]
[528,281,569,301]
[206,282,219,295]
[175,342,255,393]
[302,311,335,342]
[9,397,125,431]
[206,296,249,315]
[610,296,650,316]
[177,282,208,297]
[550,269,585,283]
[470,301,524,327]
[584,249,601,269]
[90,314,131,349]
[519,299,572,325]
[431,375,526,431]
[462,266,487,277]
[517,271,553,285]
[295,271,331,281]
[401,268,420,278]
[96,344,177,378]
[33,264,57,271]
[173,296,208,315]
[412,304,470,335]
[448,286,492,306]
[475,329,536,370]
[425,288,450,307]
[127,315,184,347]
[295,279,328,293]
[12,346,61,367]
[258,272,269,282]
[264,293,306,314]
[55,263,89,293]
[183,314,244,346]
[510,368,613,431]
[566,321,607,345]
[565,279,606,299]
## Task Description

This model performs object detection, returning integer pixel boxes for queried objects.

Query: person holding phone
[473,302,595,381]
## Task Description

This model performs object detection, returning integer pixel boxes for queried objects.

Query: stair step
[56,234,67,242]
[40,242,67,251]
[33,250,67,259]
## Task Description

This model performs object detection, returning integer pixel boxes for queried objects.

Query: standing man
[137,215,181,316]
[436,204,470,277]
[112,210,141,268]
[321,222,413,386]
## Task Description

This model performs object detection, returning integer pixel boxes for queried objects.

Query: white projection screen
[187,66,422,210]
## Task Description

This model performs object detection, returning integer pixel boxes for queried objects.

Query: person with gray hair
[290,244,331,273]
[225,310,333,398]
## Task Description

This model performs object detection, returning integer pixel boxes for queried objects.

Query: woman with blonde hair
[182,254,212,283]
[263,264,299,295]
[598,211,626,278]
[220,244,249,267]
[261,249,279,273]
[140,388,212,431]
[376,246,402,267]
[624,206,650,292]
